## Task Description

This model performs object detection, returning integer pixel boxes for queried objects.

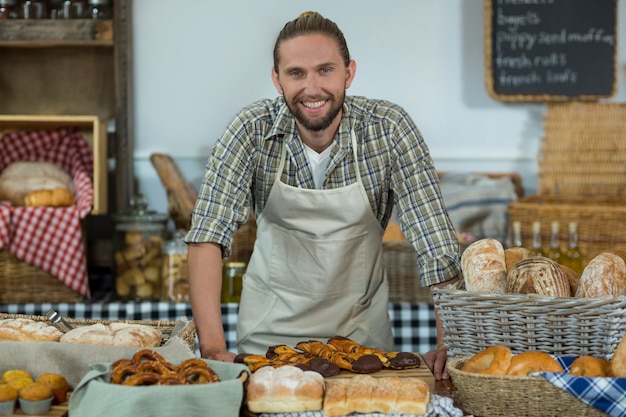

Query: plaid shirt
[185,95,461,286]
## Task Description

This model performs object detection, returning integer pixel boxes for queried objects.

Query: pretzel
[122,373,162,386]
[137,360,175,377]
[110,363,138,384]
[181,366,220,384]
[132,349,166,364]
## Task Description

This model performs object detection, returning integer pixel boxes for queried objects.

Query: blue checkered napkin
[538,357,626,417]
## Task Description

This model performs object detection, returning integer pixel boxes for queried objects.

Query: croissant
[24,188,75,207]
[327,336,421,370]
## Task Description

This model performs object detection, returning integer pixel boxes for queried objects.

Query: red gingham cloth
[0,128,94,298]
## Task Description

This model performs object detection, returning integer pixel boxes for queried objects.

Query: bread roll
[461,238,507,293]
[576,253,626,298]
[323,375,429,416]
[560,264,580,296]
[0,318,63,342]
[246,365,324,413]
[24,188,75,207]
[59,323,161,347]
[0,161,74,206]
[504,246,532,271]
[610,334,626,377]
[506,256,570,297]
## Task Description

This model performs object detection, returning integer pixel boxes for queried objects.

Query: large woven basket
[0,251,85,303]
[382,241,432,303]
[508,195,626,262]
[447,357,607,417]
[0,312,197,352]
[432,288,626,359]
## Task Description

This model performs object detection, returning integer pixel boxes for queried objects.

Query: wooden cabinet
[0,0,134,213]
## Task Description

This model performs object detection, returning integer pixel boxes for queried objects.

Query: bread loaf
[560,264,580,296]
[59,323,161,347]
[0,161,74,206]
[576,252,626,298]
[504,247,532,271]
[461,238,507,293]
[506,256,570,297]
[0,318,63,342]
[246,365,324,413]
[322,375,429,416]
[610,334,626,377]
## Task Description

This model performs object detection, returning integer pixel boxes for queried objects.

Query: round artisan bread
[576,252,626,298]
[59,322,162,347]
[247,365,324,413]
[506,256,570,297]
[461,238,507,293]
[560,264,580,297]
[0,318,63,342]
[0,161,74,206]
[504,246,533,272]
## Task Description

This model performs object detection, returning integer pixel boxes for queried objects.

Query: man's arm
[187,242,236,362]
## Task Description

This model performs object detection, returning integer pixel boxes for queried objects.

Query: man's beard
[286,91,345,132]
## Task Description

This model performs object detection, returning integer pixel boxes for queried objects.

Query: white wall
[131,0,626,216]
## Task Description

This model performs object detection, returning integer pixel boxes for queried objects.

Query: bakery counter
[0,301,437,354]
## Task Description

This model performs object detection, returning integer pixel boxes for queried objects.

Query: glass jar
[161,230,189,303]
[112,195,168,301]
[85,0,111,19]
[221,261,246,303]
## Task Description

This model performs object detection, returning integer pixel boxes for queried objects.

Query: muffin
[6,377,33,392]
[37,373,70,404]
[18,383,53,415]
[1,370,32,384]
[0,384,17,415]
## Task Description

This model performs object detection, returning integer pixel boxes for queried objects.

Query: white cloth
[237,131,393,354]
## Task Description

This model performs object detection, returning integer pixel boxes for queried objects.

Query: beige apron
[236,130,393,354]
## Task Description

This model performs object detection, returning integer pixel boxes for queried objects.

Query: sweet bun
[60,323,162,347]
[506,351,563,376]
[569,356,609,377]
[576,253,626,298]
[247,365,324,413]
[461,345,513,375]
[24,187,75,207]
[0,161,74,206]
[504,247,533,271]
[609,334,626,377]
[37,373,70,404]
[0,318,63,342]
[506,257,570,297]
[461,238,507,293]
[18,383,53,402]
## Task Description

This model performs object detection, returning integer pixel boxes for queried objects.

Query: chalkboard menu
[485,0,617,102]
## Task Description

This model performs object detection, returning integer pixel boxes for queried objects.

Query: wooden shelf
[0,19,113,46]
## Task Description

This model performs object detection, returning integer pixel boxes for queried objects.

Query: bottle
[85,0,111,19]
[511,220,523,248]
[62,0,84,18]
[23,0,46,19]
[0,0,18,19]
[565,222,584,274]
[547,221,564,263]
[530,221,546,256]
[221,261,246,303]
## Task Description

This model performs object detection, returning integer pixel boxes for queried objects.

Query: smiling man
[185,11,461,380]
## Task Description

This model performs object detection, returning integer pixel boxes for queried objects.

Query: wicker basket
[432,288,626,360]
[382,241,432,303]
[0,312,197,352]
[0,251,85,303]
[508,195,626,262]
[447,357,607,417]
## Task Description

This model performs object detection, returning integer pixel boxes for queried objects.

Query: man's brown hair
[273,11,351,73]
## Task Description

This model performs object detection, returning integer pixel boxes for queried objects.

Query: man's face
[272,34,356,132]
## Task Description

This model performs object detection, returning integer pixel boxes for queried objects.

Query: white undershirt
[304,144,332,189]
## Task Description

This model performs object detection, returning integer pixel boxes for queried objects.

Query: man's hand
[201,347,236,362]
[423,347,449,380]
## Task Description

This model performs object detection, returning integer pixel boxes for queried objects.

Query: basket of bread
[433,237,626,360]
[0,127,96,303]
[447,335,626,417]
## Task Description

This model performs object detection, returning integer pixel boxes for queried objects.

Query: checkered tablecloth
[0,301,437,354]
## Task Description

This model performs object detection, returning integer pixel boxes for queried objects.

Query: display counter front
[0,301,437,354]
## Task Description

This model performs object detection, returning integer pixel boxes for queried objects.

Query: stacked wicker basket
[508,102,626,262]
